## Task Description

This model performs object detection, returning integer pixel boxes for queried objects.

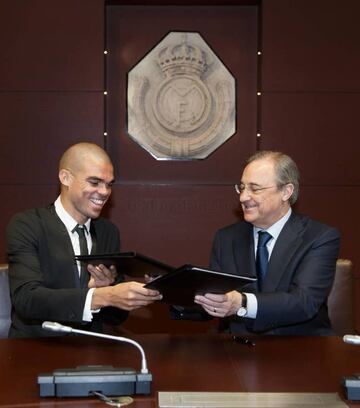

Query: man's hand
[88,264,117,288]
[194,290,242,317]
[92,281,162,311]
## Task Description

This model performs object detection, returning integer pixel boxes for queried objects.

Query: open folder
[75,252,256,306]
[144,265,256,306]
[75,251,175,277]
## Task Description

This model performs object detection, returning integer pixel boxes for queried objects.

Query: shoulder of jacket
[216,220,251,235]
[291,212,339,237]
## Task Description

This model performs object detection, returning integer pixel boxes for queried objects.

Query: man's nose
[98,183,111,195]
[239,189,251,202]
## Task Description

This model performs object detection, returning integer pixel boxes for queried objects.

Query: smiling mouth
[90,198,107,207]
[242,203,257,211]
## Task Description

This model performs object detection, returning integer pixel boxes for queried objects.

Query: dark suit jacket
[210,212,340,335]
[6,204,128,338]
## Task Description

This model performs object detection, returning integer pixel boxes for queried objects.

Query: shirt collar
[54,196,91,234]
[253,207,292,241]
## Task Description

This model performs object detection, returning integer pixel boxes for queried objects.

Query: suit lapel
[40,205,80,287]
[233,223,258,292]
[263,213,304,291]
[90,222,97,255]
[43,205,74,252]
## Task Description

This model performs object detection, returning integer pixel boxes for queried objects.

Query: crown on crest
[157,33,208,78]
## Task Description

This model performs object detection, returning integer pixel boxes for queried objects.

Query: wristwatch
[236,293,248,317]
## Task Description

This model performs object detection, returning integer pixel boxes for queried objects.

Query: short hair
[59,142,112,173]
[246,150,300,205]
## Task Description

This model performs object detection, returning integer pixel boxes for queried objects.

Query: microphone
[343,334,360,345]
[42,321,148,373]
[39,321,152,397]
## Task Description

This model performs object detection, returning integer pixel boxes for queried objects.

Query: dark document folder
[75,253,256,306]
[144,265,256,306]
[75,252,174,278]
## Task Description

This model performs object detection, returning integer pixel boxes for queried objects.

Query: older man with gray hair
[195,151,340,335]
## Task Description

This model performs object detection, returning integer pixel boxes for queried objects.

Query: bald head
[59,142,112,174]
[58,143,114,224]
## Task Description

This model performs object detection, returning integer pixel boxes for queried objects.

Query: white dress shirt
[243,208,292,318]
[54,196,97,322]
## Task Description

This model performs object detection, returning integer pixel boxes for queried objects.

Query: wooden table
[0,334,359,407]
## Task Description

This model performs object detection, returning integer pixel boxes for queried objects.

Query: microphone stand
[38,321,152,398]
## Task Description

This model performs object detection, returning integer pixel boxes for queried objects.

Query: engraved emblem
[153,76,211,133]
[127,32,235,160]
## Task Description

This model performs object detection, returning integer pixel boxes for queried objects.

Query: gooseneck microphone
[39,321,152,398]
[343,334,360,345]
[42,321,148,373]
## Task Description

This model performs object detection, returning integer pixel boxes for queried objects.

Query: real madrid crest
[127,32,236,160]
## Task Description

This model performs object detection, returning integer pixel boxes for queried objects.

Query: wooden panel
[260,0,360,332]
[262,0,360,91]
[0,93,104,184]
[106,5,258,182]
[107,0,259,4]
[295,185,360,332]
[107,185,241,267]
[260,93,360,185]
[0,185,59,263]
[0,0,104,90]
[295,186,360,272]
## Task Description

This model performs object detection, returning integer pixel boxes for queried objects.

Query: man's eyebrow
[240,181,262,187]
[86,176,115,184]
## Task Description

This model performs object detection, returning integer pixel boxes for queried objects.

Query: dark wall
[106,4,258,263]
[0,0,105,257]
[260,0,360,330]
[105,4,258,333]
[1,0,359,332]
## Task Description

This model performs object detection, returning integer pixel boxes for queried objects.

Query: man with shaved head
[6,142,161,337]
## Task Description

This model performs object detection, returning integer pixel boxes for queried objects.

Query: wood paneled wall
[0,0,359,333]
[0,0,105,253]
[260,0,360,330]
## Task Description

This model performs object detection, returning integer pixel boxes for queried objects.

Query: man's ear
[282,183,294,202]
[59,169,72,187]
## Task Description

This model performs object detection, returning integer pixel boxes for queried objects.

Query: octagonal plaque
[127,31,236,160]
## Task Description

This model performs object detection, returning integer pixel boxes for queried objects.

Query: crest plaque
[127,32,236,160]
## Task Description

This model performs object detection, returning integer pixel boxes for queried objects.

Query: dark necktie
[74,224,89,288]
[256,231,272,291]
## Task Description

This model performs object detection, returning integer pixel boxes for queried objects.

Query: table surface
[1,334,360,407]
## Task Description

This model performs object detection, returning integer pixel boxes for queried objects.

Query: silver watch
[236,293,247,317]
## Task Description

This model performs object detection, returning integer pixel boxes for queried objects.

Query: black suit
[210,212,340,335]
[6,204,127,338]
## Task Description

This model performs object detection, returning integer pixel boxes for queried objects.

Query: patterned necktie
[256,231,272,291]
[74,224,89,288]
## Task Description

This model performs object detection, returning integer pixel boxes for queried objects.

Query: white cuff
[242,292,258,319]
[82,288,100,322]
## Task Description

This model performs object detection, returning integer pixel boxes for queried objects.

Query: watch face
[237,307,247,317]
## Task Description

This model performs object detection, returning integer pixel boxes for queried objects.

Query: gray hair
[246,150,300,205]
